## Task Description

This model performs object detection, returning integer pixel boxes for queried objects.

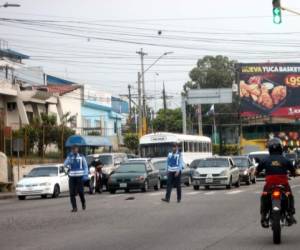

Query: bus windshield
[141,143,174,158]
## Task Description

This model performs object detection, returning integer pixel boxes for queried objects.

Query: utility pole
[197,84,203,135]
[162,82,168,132]
[128,84,132,121]
[137,72,143,139]
[136,48,147,117]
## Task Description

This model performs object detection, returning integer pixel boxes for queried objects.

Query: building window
[26,112,34,124]
[7,102,16,111]
[114,121,117,134]
[95,120,101,128]
[83,118,91,128]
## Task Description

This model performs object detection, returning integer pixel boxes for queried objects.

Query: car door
[229,159,239,183]
[59,166,69,192]
[146,163,155,187]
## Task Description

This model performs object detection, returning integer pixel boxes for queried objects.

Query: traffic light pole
[281,6,300,16]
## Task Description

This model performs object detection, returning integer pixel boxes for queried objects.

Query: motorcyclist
[257,138,297,228]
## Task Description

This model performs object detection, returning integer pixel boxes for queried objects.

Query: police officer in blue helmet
[64,144,88,212]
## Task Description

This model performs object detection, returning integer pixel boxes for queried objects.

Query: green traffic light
[273,7,282,24]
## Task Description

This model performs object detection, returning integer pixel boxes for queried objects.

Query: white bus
[139,132,212,165]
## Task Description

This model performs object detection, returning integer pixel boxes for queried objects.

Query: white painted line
[148,192,164,196]
[204,191,216,195]
[107,194,122,198]
[186,191,200,196]
[226,190,244,195]
[254,191,261,194]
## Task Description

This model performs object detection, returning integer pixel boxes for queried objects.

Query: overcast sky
[1,0,300,110]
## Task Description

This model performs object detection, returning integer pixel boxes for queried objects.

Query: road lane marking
[254,190,261,194]
[186,191,200,196]
[204,191,216,195]
[148,192,164,196]
[226,190,244,195]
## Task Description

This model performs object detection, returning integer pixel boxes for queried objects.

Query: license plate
[120,183,127,188]
[206,178,213,183]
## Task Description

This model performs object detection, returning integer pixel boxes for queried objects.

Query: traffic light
[272,0,282,24]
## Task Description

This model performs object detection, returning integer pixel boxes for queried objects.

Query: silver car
[192,157,240,190]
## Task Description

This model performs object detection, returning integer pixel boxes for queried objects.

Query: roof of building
[38,84,81,96]
[47,75,75,85]
[0,49,29,60]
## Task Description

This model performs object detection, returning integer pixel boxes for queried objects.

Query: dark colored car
[232,156,256,185]
[248,151,269,178]
[152,160,191,187]
[107,160,160,194]
[284,152,299,168]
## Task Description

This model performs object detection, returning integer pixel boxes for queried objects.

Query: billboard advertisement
[238,63,300,117]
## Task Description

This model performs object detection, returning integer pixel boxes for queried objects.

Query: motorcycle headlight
[39,182,52,186]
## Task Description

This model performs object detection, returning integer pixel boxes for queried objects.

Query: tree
[152,108,182,133]
[124,133,139,153]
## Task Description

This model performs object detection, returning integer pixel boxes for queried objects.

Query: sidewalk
[0,192,16,200]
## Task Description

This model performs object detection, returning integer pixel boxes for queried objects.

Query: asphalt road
[1,179,300,250]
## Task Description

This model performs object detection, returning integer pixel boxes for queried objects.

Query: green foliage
[14,113,75,156]
[152,108,183,133]
[124,133,139,152]
[213,144,239,156]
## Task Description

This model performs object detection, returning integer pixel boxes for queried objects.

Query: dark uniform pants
[165,172,181,201]
[69,176,86,209]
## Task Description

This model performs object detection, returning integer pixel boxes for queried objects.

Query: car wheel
[41,194,47,199]
[125,189,130,193]
[245,176,251,185]
[18,195,26,200]
[141,180,149,192]
[226,177,232,189]
[252,176,256,184]
[235,178,240,188]
[109,189,116,194]
[204,185,210,190]
[154,179,160,191]
[52,184,60,198]
[193,185,200,190]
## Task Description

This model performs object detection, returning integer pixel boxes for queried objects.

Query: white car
[192,157,240,190]
[16,164,69,200]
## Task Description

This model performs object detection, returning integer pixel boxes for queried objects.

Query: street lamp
[143,51,174,74]
[0,2,21,7]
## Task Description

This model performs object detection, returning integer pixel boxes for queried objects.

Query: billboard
[238,63,300,117]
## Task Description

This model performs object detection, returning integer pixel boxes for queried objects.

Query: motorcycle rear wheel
[272,212,281,244]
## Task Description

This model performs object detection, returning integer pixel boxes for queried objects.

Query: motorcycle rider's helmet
[268,137,283,155]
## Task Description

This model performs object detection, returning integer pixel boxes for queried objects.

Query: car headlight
[39,182,52,186]
[193,172,200,178]
[243,170,248,175]
[219,170,228,176]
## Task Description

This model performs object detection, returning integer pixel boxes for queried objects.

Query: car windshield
[249,154,269,164]
[198,159,229,168]
[115,163,146,173]
[98,155,113,165]
[190,159,202,169]
[86,156,95,166]
[232,158,249,168]
[27,167,58,177]
[153,161,167,171]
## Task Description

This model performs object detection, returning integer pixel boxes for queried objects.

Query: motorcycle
[266,184,293,244]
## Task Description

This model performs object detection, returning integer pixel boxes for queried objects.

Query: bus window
[189,142,194,152]
[194,142,199,152]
